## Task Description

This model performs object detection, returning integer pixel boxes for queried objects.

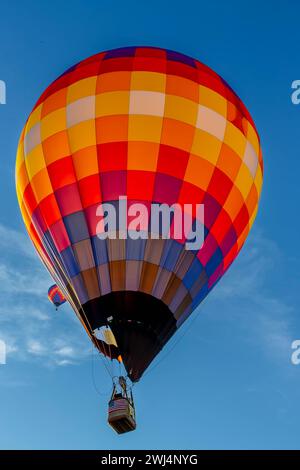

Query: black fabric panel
[94,337,120,361]
[82,292,176,382]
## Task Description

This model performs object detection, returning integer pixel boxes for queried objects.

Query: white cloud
[0,223,36,260]
[0,224,91,368]
[55,359,76,367]
[27,339,46,355]
[208,229,295,365]
[54,345,76,358]
[0,222,295,373]
[0,263,50,297]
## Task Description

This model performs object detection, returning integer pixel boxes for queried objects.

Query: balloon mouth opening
[81,291,177,382]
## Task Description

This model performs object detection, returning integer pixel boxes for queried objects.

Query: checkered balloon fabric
[16,47,263,380]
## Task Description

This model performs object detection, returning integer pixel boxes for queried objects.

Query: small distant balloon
[48,284,66,309]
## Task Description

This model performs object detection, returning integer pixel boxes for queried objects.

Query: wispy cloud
[0,263,49,297]
[0,222,296,372]
[0,223,36,260]
[0,223,91,368]
[208,228,295,365]
[54,345,76,358]
[27,339,47,356]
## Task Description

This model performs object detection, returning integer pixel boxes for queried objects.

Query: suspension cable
[142,310,201,379]
[91,344,113,397]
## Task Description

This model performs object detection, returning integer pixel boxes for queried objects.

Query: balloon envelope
[16,47,263,381]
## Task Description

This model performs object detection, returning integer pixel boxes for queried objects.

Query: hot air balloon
[15,46,263,433]
[48,284,66,309]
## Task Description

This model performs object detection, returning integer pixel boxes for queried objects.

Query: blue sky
[0,0,300,450]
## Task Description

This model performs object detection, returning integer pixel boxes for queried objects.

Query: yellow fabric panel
[224,121,247,157]
[164,95,198,126]
[199,85,227,117]
[25,104,42,135]
[68,119,96,153]
[234,163,255,200]
[96,91,130,117]
[128,115,163,142]
[191,128,222,165]
[131,71,166,92]
[25,144,46,180]
[41,108,66,141]
[67,76,97,103]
